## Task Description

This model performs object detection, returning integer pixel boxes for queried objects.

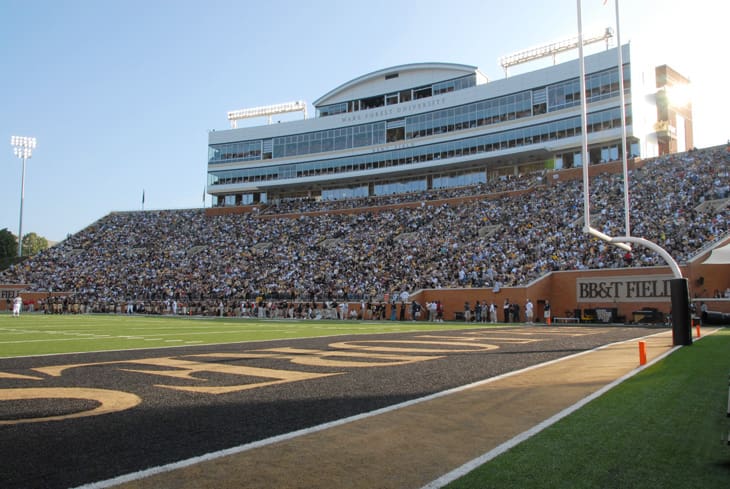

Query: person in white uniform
[12,295,23,317]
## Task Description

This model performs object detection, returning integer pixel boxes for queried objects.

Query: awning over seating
[702,243,730,264]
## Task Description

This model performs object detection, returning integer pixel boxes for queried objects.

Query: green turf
[3,315,728,488]
[0,313,492,357]
[445,327,730,489]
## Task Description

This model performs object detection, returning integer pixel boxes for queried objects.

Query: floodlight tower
[10,136,37,257]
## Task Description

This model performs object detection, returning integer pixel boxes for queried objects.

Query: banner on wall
[576,276,674,303]
[0,285,25,300]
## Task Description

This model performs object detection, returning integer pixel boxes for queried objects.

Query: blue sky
[1,0,727,243]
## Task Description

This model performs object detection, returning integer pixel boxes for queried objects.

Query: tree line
[0,228,49,270]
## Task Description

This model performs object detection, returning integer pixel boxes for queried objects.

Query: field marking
[0,326,395,348]
[0,329,295,346]
[420,329,726,489]
[0,323,559,360]
[141,330,301,336]
[0,338,106,344]
[0,327,115,337]
[69,329,673,489]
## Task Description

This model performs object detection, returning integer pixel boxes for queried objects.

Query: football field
[0,313,478,358]
[0,314,728,489]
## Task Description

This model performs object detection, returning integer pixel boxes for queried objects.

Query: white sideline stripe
[70,329,684,489]
[2,324,455,360]
[0,337,105,344]
[421,329,722,489]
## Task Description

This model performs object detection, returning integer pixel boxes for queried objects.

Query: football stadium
[1,28,730,489]
[3,41,729,324]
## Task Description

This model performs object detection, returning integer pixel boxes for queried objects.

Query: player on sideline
[525,298,534,324]
[12,295,23,317]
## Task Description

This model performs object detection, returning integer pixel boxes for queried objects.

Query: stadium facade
[206,43,692,208]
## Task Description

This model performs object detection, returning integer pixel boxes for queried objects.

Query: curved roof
[313,62,480,108]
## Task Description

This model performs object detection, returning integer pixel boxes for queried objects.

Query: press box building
[206,42,692,207]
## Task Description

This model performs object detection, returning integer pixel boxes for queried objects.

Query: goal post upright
[575,0,690,345]
[576,1,630,253]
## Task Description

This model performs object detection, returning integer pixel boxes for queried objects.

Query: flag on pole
[142,189,145,204]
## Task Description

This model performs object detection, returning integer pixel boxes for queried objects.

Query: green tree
[22,232,48,256]
[0,228,17,258]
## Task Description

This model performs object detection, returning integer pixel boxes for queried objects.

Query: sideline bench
[553,317,580,324]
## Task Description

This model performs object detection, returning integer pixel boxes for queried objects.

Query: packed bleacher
[1,146,728,314]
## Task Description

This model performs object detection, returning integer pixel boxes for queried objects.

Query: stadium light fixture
[227,100,308,128]
[499,27,613,77]
[10,135,37,257]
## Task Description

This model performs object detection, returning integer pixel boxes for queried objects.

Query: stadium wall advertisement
[416,260,730,324]
[0,284,24,300]
[575,276,674,303]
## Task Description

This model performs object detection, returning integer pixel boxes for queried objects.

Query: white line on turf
[69,329,681,489]
[419,330,723,489]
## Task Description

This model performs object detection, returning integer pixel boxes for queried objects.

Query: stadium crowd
[1,146,728,315]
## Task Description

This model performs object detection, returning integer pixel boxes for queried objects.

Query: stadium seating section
[1,146,728,315]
